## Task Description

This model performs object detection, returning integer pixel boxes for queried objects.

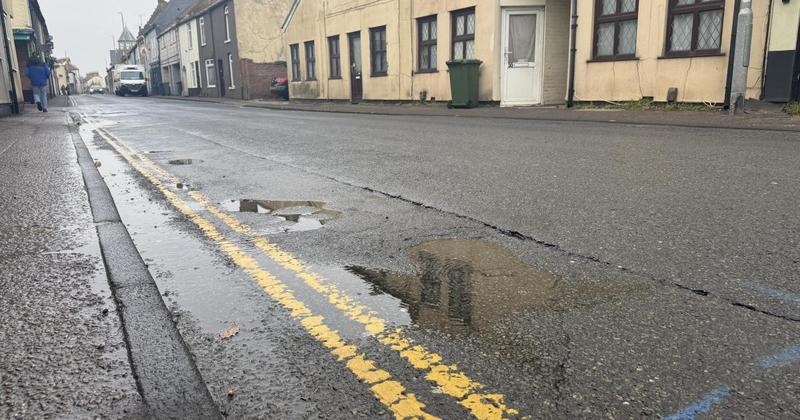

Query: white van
[113,65,148,97]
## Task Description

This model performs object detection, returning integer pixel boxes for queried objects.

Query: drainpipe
[723,0,742,109]
[566,0,578,108]
[759,0,773,99]
[0,1,19,114]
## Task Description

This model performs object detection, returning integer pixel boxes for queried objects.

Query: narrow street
[3,94,800,419]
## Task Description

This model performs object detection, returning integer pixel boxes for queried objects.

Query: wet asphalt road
[7,93,799,418]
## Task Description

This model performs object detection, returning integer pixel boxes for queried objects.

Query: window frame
[592,0,639,61]
[328,35,341,80]
[664,0,725,58]
[224,5,231,43]
[227,53,235,89]
[304,40,317,81]
[290,43,301,81]
[451,7,475,60]
[204,58,216,87]
[417,15,438,73]
[369,26,388,77]
[199,17,207,46]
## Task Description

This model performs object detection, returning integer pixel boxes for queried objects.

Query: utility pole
[729,0,753,115]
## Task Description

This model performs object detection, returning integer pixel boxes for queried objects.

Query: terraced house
[194,0,293,100]
[283,0,798,106]
[283,0,571,106]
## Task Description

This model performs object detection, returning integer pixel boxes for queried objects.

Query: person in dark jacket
[24,56,51,112]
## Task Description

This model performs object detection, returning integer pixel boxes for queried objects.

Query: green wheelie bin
[446,59,482,108]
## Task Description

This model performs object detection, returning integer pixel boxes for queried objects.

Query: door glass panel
[508,14,536,63]
[350,36,361,73]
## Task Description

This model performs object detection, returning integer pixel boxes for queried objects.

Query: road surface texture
[3,93,799,419]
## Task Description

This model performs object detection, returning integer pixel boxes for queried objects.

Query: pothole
[220,199,341,232]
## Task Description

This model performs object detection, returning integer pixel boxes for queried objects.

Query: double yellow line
[81,112,519,419]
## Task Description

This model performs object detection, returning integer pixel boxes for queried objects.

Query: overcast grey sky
[39,0,158,74]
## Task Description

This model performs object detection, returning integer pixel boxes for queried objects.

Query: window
[328,36,341,79]
[228,53,235,89]
[417,15,437,72]
[188,22,193,50]
[304,41,316,80]
[199,17,206,46]
[370,26,387,76]
[666,0,724,56]
[290,44,301,81]
[451,8,475,60]
[593,0,638,60]
[224,6,231,43]
[205,59,216,87]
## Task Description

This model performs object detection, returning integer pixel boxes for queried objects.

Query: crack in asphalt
[154,128,800,325]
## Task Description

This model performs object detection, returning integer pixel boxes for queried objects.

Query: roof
[139,0,199,36]
[118,26,136,43]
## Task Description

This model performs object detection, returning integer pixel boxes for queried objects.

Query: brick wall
[240,59,287,100]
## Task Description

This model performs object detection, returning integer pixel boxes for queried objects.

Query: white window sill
[207,85,217,88]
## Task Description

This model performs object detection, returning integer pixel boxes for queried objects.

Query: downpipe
[567,0,578,108]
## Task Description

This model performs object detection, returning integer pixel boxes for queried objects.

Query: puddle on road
[169,159,202,165]
[220,199,341,232]
[348,239,558,336]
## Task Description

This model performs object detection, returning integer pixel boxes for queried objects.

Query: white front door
[501,8,544,106]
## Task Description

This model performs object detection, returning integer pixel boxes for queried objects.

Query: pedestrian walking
[24,56,51,112]
[61,85,69,96]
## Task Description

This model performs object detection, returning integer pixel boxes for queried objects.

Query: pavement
[0,99,145,418]
[2,94,800,419]
[156,94,800,132]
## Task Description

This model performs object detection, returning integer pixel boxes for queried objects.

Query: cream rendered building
[283,0,571,105]
[178,17,200,96]
[573,0,770,104]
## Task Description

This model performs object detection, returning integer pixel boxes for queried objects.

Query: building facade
[283,0,570,106]
[196,1,243,98]
[573,0,770,104]
[178,15,201,96]
[158,26,181,95]
[194,0,304,100]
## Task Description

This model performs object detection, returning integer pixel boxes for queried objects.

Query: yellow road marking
[85,118,439,420]
[86,114,520,419]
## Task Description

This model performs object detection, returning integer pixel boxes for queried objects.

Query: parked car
[270,77,289,100]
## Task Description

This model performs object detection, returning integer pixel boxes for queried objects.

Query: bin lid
[446,59,483,66]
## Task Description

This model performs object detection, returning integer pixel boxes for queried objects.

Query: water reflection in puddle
[348,239,558,336]
[220,199,341,232]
